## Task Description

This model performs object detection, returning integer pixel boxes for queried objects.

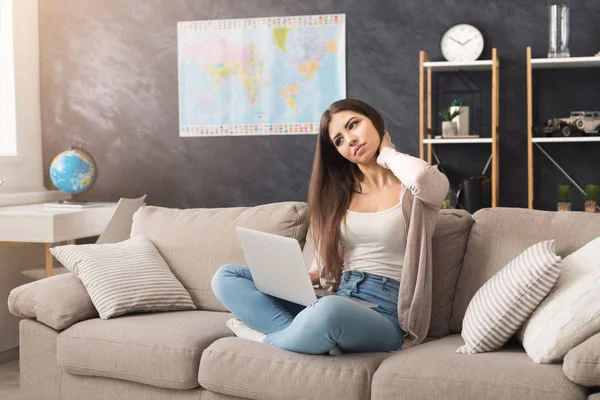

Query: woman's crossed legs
[211,264,403,355]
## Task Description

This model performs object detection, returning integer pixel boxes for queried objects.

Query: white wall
[0,0,48,356]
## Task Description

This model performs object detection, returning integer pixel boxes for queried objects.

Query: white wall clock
[440,24,484,62]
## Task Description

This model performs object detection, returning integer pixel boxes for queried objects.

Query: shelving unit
[526,47,600,210]
[419,49,500,207]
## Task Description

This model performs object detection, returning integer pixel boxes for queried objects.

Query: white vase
[450,106,470,136]
[442,121,458,137]
[548,4,570,58]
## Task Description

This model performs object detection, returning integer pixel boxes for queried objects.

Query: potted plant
[449,98,470,136]
[439,108,462,137]
[584,184,599,212]
[557,184,572,211]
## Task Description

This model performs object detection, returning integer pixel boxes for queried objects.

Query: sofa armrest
[8,273,98,331]
[563,332,600,387]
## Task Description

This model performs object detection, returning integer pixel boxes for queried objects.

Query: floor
[0,359,20,400]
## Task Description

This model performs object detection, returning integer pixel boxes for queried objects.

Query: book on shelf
[44,202,105,209]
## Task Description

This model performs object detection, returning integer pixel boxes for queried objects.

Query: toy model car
[539,111,600,137]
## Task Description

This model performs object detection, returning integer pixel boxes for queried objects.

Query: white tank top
[340,187,407,283]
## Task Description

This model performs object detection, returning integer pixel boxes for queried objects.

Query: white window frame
[0,0,54,202]
[0,0,18,156]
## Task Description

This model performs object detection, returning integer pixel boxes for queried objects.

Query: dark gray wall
[39,0,600,210]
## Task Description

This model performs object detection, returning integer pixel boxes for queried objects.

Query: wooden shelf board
[423,60,493,72]
[424,138,493,144]
[532,136,600,143]
[531,56,600,69]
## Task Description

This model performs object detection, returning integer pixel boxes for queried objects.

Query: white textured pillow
[50,235,196,319]
[519,236,600,363]
[457,240,562,354]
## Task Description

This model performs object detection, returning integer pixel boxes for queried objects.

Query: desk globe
[49,147,97,197]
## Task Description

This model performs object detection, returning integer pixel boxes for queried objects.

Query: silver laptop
[235,226,378,308]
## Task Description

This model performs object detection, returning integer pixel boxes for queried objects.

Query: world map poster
[177,14,346,136]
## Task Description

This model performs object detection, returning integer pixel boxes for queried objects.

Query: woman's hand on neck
[356,130,398,191]
[379,131,396,152]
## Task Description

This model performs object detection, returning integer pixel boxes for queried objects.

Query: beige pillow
[563,332,600,387]
[519,237,600,363]
[50,235,196,319]
[456,240,561,354]
[428,209,473,337]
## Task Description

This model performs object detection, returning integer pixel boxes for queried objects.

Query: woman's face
[328,110,381,164]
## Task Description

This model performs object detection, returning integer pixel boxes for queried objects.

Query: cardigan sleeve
[377,147,449,208]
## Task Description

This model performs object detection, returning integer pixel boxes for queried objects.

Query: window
[0,0,45,195]
[0,0,17,156]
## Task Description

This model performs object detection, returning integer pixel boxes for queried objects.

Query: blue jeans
[211,264,404,355]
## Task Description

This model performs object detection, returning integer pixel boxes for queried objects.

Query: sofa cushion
[371,335,588,400]
[131,202,308,312]
[8,273,97,331]
[57,310,233,390]
[198,337,389,400]
[451,207,600,333]
[303,209,473,338]
[59,374,205,400]
[563,332,600,387]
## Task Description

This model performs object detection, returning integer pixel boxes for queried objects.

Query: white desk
[0,202,117,277]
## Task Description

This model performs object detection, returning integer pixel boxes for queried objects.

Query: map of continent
[178,14,346,136]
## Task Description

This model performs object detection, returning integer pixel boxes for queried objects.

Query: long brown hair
[307,99,385,290]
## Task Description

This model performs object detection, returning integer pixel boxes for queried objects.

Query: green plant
[451,98,466,107]
[557,184,572,203]
[439,108,462,122]
[584,184,600,201]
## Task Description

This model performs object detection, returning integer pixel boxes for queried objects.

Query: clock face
[440,24,484,62]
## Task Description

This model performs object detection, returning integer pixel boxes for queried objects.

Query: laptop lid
[235,227,317,306]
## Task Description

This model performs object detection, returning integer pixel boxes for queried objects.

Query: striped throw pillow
[456,240,562,354]
[50,235,196,319]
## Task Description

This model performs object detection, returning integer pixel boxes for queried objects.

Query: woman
[211,99,449,355]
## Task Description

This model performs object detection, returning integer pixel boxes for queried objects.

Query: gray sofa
[7,201,600,400]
